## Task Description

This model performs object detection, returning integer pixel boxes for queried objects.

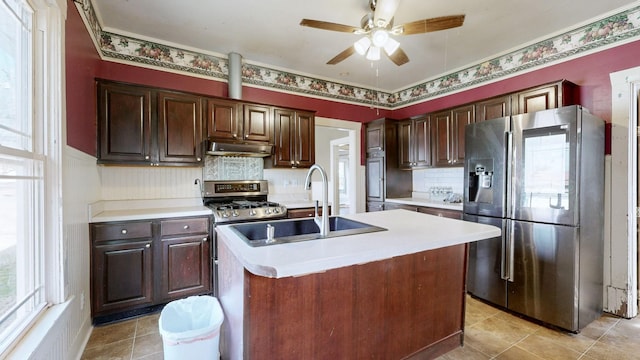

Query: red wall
[65,5,640,158]
[65,5,101,155]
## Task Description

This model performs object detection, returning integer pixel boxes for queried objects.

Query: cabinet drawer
[417,207,463,220]
[92,221,153,242]
[286,207,330,219]
[161,217,209,236]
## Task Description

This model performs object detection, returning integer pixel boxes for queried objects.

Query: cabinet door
[273,108,294,167]
[366,156,385,202]
[272,109,315,168]
[451,105,474,165]
[295,111,315,168]
[397,120,412,169]
[366,121,385,153]
[92,239,153,316]
[243,104,271,142]
[367,201,385,212]
[206,98,241,140]
[513,85,558,114]
[159,235,211,302]
[97,82,152,163]
[432,110,452,167]
[157,91,203,165]
[413,116,432,167]
[475,96,510,122]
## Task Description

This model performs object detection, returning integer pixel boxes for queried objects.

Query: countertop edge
[385,197,463,211]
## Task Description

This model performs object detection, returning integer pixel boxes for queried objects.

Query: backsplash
[412,167,464,196]
[203,156,263,180]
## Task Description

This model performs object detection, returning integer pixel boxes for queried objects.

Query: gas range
[202,180,287,224]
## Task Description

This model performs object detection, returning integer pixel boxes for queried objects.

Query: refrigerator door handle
[501,221,515,282]
[504,130,513,217]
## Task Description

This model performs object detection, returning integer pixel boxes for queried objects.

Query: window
[0,0,62,353]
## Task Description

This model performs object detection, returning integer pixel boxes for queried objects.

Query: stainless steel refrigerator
[463,105,604,332]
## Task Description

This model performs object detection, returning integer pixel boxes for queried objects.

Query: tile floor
[81,296,640,360]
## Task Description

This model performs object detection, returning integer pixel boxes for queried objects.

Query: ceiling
[92,0,637,91]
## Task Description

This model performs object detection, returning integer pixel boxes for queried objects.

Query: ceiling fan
[300,0,465,66]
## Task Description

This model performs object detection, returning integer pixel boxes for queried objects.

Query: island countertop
[216,209,500,278]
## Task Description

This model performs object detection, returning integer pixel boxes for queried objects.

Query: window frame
[0,0,64,355]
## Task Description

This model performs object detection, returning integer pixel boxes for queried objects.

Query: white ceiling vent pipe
[228,52,243,100]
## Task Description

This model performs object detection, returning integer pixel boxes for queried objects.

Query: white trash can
[159,295,224,360]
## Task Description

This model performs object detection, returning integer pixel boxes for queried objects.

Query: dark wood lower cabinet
[220,241,468,359]
[286,206,331,218]
[90,216,211,321]
[92,239,154,315]
[158,234,211,302]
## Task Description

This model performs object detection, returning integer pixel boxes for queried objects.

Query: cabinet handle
[145,155,150,160]
[232,133,237,138]
[197,157,201,162]
[145,243,150,248]
[121,229,127,235]
[183,225,189,230]
[295,161,300,165]
[202,237,208,242]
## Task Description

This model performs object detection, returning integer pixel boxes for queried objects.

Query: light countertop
[385,197,463,211]
[216,209,500,278]
[89,198,212,223]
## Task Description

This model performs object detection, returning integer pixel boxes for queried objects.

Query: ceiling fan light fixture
[371,29,389,47]
[354,36,372,55]
[366,46,381,61]
[383,37,400,55]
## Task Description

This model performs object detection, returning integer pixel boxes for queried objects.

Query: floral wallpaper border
[77,1,640,109]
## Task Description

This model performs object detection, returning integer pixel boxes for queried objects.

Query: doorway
[315,117,364,214]
[331,137,351,214]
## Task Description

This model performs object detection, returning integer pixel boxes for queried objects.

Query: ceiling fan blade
[373,0,402,27]
[386,47,409,66]
[300,19,361,33]
[327,46,356,65]
[395,15,465,35]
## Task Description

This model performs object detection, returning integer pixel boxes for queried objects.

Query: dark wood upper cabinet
[157,91,203,165]
[97,82,152,163]
[206,98,241,140]
[398,115,432,169]
[243,104,272,142]
[512,80,577,115]
[475,95,511,122]
[97,80,204,166]
[271,108,315,168]
[433,105,474,167]
[366,121,385,153]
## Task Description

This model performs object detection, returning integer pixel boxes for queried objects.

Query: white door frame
[315,117,364,214]
[608,68,639,318]
[330,136,351,215]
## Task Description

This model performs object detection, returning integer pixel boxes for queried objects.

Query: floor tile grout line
[577,317,621,359]
[130,318,139,360]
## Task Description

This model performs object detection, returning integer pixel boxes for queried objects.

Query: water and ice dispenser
[467,162,494,204]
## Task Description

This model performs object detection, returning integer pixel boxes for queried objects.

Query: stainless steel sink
[228,216,387,247]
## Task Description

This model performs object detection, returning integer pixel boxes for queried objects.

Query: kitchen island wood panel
[219,237,468,359]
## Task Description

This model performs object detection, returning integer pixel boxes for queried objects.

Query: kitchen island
[216,209,500,359]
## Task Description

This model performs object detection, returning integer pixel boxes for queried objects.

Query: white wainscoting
[99,166,203,200]
[8,146,99,359]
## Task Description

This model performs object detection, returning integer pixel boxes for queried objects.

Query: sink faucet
[304,164,329,237]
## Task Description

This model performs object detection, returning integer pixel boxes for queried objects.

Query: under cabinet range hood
[207,141,273,157]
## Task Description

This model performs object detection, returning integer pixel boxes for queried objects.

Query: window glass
[0,0,47,352]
